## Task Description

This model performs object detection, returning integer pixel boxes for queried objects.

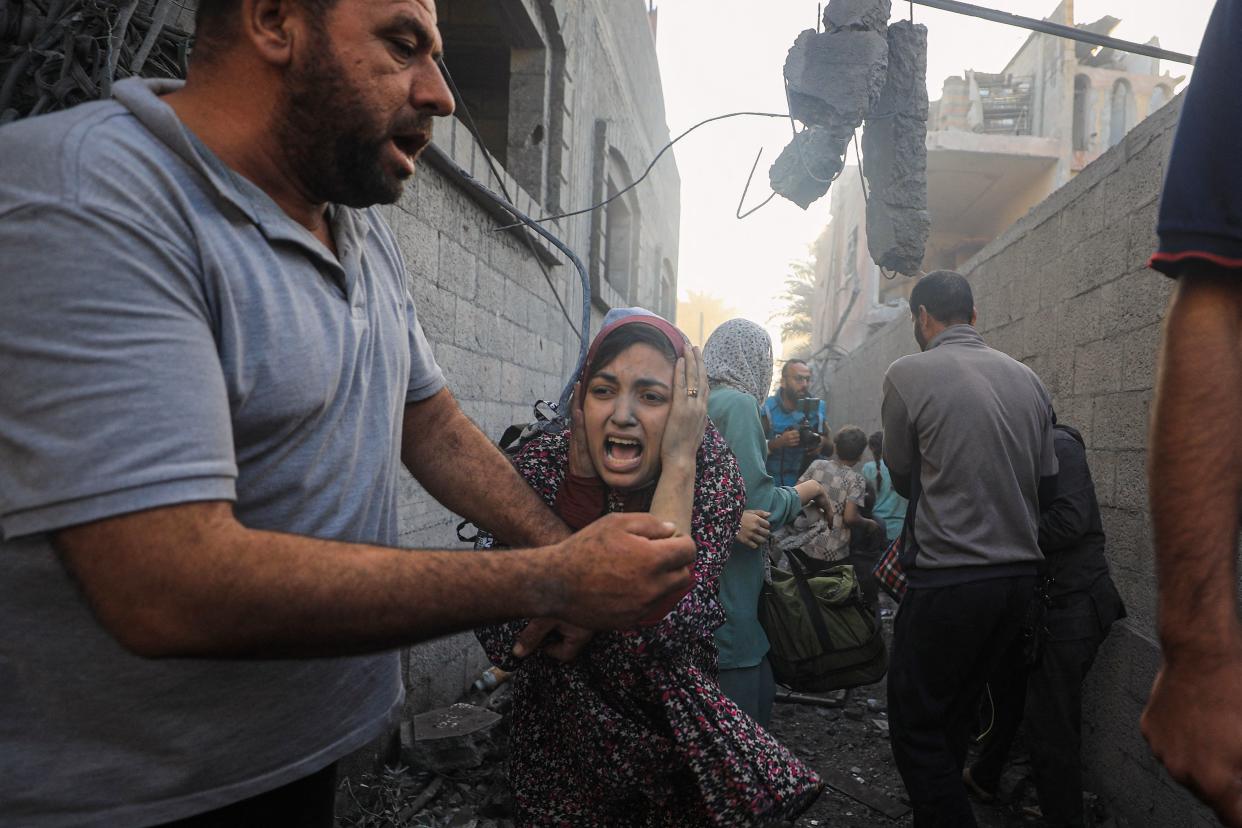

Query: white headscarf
[703,318,774,405]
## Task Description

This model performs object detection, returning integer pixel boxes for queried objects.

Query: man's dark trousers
[971,591,1109,827]
[888,575,1036,827]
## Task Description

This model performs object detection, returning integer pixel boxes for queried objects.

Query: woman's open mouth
[603,436,644,473]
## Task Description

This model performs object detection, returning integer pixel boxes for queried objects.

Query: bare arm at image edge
[1141,268,1242,828]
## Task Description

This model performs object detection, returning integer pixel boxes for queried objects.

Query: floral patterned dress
[475,423,823,827]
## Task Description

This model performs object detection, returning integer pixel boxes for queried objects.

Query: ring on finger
[687,388,699,397]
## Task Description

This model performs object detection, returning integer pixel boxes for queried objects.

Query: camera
[796,397,822,450]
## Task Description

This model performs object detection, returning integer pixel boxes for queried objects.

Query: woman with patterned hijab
[703,319,833,725]
[474,310,822,827]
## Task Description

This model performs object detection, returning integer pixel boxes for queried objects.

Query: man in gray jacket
[882,271,1059,827]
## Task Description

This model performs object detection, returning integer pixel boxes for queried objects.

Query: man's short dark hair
[835,425,868,463]
[909,270,974,326]
[781,359,809,379]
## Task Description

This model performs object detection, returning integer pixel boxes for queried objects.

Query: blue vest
[762,395,826,486]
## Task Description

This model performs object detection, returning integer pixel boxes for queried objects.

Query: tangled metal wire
[0,0,192,124]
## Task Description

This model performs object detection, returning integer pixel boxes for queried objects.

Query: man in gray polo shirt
[0,1,696,825]
[881,271,1058,827]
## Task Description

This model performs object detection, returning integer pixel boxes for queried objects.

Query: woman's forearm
[650,461,696,537]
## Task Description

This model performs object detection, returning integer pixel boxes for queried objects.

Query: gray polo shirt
[881,325,1058,587]
[0,79,445,826]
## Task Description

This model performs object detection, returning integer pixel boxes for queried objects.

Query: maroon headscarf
[576,309,688,408]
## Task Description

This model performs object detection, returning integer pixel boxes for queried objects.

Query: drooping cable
[438,58,583,340]
[437,57,590,412]
[494,110,792,230]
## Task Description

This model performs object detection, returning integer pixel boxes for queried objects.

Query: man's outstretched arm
[1141,267,1242,828]
[400,388,570,548]
[54,503,694,659]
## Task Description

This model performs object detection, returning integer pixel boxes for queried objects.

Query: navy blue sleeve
[1151,0,1242,277]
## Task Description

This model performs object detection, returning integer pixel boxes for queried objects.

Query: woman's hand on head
[568,382,596,478]
[737,509,771,549]
[659,345,709,473]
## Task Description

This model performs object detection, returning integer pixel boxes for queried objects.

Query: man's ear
[241,0,300,67]
[970,306,978,326]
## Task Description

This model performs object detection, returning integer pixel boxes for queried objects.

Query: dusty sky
[653,0,1214,345]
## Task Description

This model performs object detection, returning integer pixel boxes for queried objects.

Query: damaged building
[807,0,1182,359]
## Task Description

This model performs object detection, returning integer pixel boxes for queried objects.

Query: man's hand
[737,509,772,549]
[546,512,696,631]
[512,617,594,661]
[772,429,801,451]
[1142,642,1242,827]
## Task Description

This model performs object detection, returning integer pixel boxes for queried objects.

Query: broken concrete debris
[862,20,930,275]
[769,127,845,209]
[771,0,891,210]
[405,703,502,772]
[824,0,894,34]
[769,0,929,275]
[782,28,890,130]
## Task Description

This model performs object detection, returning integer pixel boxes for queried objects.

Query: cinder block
[1084,448,1117,508]
[437,236,478,300]
[1057,286,1103,346]
[1092,390,1152,451]
[1073,338,1124,396]
[1127,198,1161,274]
[1099,268,1172,338]
[1114,450,1148,513]
[1074,226,1130,296]
[1022,305,1059,361]
[414,283,459,345]
[1120,322,1161,392]
[1058,184,1106,255]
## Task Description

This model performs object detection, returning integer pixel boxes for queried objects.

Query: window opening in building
[1109,79,1134,147]
[1072,75,1091,152]
[1150,83,1171,112]
[436,2,512,166]
[604,177,633,301]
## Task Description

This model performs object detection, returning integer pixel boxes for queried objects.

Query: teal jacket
[708,386,802,669]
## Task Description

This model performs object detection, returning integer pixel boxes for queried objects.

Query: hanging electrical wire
[494,110,792,231]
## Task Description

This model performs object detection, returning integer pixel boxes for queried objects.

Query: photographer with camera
[762,359,832,486]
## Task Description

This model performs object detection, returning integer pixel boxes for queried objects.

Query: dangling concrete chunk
[824,0,893,33]
[862,21,930,275]
[770,28,888,208]
[783,28,889,131]
[769,127,846,209]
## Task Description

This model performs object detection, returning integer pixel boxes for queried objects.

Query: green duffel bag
[758,551,888,693]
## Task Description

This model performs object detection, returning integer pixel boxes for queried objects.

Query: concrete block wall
[819,95,1215,824]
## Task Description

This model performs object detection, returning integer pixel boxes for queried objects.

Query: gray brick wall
[817,96,1214,824]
